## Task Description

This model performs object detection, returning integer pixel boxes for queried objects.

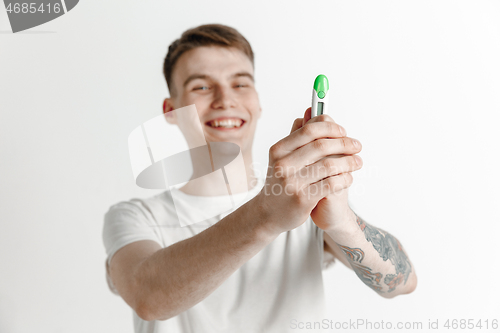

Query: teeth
[209,119,243,128]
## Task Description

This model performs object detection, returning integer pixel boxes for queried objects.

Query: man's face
[164,46,262,154]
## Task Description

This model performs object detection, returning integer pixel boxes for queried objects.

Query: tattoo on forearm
[338,245,384,292]
[354,214,412,292]
[339,245,364,262]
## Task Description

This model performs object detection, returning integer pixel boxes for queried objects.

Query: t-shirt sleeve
[317,227,336,271]
[102,200,163,294]
[322,243,336,270]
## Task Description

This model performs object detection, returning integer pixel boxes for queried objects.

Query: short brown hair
[163,24,255,97]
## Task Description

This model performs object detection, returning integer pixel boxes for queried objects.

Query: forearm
[325,209,417,297]
[135,196,279,321]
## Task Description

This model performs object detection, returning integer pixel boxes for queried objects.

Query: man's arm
[323,236,352,268]
[109,109,361,322]
[323,209,417,298]
[109,195,280,322]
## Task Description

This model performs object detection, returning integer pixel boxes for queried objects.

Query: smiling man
[103,24,417,333]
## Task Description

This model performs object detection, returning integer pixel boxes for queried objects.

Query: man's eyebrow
[183,72,255,88]
[183,74,210,88]
[231,72,254,82]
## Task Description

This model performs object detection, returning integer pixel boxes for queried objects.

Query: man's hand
[299,108,363,231]
[255,107,362,235]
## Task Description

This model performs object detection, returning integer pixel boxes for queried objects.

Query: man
[103,24,417,332]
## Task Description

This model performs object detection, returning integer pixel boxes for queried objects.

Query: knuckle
[322,158,335,172]
[269,142,279,153]
[339,137,347,149]
[326,176,338,191]
[273,160,286,174]
[269,142,281,156]
[325,121,336,133]
[313,139,328,152]
[326,122,343,137]
[291,118,302,131]
[317,114,329,122]
[284,172,298,185]
[297,193,309,207]
[294,186,307,202]
[301,123,314,137]
[322,114,334,122]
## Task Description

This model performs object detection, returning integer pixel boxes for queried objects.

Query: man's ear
[163,98,177,124]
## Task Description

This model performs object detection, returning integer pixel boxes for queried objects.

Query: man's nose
[211,85,236,110]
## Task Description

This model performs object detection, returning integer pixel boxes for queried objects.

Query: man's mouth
[205,117,246,130]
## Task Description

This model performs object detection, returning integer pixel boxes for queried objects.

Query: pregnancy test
[311,74,329,117]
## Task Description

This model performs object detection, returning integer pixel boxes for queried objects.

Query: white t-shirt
[102,177,335,333]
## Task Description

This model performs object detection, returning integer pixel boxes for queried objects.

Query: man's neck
[178,148,258,197]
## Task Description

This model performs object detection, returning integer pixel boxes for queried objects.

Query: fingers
[290,107,312,134]
[272,108,360,186]
[271,121,349,161]
[302,107,312,127]
[306,114,347,139]
[271,153,362,195]
[286,137,362,168]
[303,155,362,185]
[307,112,342,127]
[290,118,303,134]
[307,172,354,199]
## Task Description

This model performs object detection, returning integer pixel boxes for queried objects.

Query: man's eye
[235,84,247,88]
[193,86,209,91]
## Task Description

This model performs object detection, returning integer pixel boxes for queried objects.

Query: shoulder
[105,190,174,220]
[103,192,175,239]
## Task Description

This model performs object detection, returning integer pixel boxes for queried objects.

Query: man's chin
[204,133,242,147]
[205,141,245,169]
[207,139,243,151]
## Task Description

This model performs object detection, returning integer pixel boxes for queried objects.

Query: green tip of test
[313,74,329,99]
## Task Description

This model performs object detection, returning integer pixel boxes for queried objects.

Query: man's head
[162,24,262,155]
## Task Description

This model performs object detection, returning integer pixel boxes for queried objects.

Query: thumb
[290,117,303,134]
[302,107,312,126]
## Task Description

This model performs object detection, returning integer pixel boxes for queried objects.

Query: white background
[1,1,499,332]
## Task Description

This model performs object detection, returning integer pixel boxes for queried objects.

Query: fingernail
[353,139,359,148]
[339,126,346,136]
[354,155,362,166]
